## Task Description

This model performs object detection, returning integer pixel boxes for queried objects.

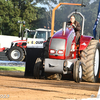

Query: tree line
[0,0,46,36]
[0,0,100,38]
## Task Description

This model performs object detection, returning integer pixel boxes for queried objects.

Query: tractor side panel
[16,42,27,48]
[79,35,93,50]
[12,40,27,49]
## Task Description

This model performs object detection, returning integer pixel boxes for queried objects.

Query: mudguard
[79,35,93,50]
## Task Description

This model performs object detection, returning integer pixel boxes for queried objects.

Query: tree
[35,0,58,29]
[0,0,100,37]
[0,0,19,35]
[0,0,40,36]
[30,7,47,29]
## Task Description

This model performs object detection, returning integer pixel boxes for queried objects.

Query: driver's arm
[75,22,81,31]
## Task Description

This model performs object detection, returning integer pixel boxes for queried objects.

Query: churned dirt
[0,71,100,100]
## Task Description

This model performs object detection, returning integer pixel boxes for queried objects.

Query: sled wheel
[73,60,82,83]
[7,46,25,61]
[81,40,100,82]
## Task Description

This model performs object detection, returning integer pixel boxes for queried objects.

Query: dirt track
[0,71,100,100]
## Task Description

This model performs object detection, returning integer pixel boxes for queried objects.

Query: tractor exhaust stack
[62,22,66,36]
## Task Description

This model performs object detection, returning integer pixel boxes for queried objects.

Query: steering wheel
[66,25,73,29]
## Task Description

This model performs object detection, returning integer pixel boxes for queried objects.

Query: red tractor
[6,29,35,61]
[33,3,100,83]
[6,28,54,61]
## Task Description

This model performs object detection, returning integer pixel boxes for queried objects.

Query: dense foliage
[0,0,46,36]
[0,0,100,38]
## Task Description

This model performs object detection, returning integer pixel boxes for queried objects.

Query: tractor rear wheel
[7,46,25,61]
[81,40,100,83]
[34,58,43,79]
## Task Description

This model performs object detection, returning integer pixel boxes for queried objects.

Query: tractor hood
[12,40,26,43]
[11,40,27,48]
[52,28,75,39]
[49,28,75,59]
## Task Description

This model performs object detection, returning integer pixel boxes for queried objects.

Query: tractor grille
[50,39,65,56]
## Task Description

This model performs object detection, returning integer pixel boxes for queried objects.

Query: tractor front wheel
[34,58,43,79]
[73,60,82,83]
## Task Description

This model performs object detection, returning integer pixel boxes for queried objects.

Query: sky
[35,0,59,11]
[35,0,96,11]
[90,0,96,3]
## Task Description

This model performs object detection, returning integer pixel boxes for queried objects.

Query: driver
[67,15,81,44]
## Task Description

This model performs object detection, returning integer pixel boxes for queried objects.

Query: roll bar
[51,3,83,37]
[68,11,85,35]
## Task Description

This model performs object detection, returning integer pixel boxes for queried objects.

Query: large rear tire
[7,46,25,61]
[81,40,100,82]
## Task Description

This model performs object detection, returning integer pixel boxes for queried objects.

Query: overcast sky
[35,0,97,11]
[90,0,96,3]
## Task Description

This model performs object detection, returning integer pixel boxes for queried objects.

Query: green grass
[0,66,25,72]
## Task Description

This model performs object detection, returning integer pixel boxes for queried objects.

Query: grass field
[0,66,25,72]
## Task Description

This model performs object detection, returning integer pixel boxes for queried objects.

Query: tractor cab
[24,29,35,39]
[27,30,35,38]
[34,28,52,41]
[26,28,56,48]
